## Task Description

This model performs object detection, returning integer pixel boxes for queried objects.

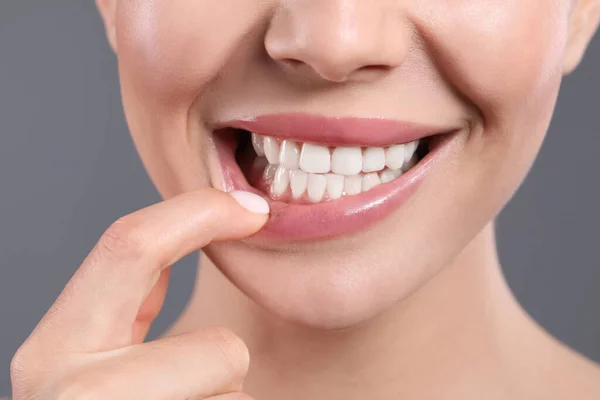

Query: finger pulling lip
[212,114,462,242]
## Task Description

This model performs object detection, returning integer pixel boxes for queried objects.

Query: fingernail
[230,190,270,215]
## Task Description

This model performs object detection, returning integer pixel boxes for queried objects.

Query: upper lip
[213,113,456,147]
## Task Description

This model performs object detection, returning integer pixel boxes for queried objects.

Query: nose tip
[265,1,411,84]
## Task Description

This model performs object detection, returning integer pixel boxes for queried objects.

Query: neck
[168,222,551,399]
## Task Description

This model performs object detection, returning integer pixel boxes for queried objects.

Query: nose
[265,0,412,83]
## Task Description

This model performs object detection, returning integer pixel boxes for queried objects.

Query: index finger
[26,189,269,355]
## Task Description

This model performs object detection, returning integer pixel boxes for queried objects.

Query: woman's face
[97,0,598,328]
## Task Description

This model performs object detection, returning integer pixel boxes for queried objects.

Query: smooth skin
[9,0,600,399]
[10,189,268,400]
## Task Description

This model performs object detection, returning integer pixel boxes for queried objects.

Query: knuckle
[10,343,44,385]
[11,345,52,399]
[97,217,150,261]
[10,347,27,375]
[200,327,250,379]
[10,347,31,388]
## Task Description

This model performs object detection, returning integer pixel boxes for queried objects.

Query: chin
[202,194,470,331]
[185,112,471,329]
[205,242,406,330]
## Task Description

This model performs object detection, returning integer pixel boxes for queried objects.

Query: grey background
[0,2,598,395]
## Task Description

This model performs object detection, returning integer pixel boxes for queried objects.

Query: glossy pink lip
[214,113,453,146]
[212,114,461,241]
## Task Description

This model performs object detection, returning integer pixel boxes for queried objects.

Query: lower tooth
[272,166,290,197]
[326,174,344,200]
[263,164,277,180]
[344,175,362,195]
[379,169,396,183]
[307,174,327,203]
[290,170,308,199]
[362,173,381,192]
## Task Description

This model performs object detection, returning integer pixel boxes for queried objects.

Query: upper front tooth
[385,144,405,170]
[331,147,362,176]
[362,147,385,172]
[251,133,265,157]
[264,137,280,164]
[279,140,300,170]
[300,143,331,174]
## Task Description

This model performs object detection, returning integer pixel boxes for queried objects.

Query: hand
[10,189,269,400]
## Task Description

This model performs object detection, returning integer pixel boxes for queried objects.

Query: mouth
[211,114,460,241]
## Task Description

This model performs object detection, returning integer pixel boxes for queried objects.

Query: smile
[248,134,421,203]
[212,114,460,241]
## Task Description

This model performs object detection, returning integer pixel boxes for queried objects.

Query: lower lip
[215,132,458,242]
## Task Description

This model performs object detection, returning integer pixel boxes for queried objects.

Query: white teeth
[385,144,405,170]
[263,164,277,180]
[253,135,423,202]
[307,174,327,203]
[379,169,396,184]
[271,166,290,197]
[362,173,381,192]
[404,140,419,164]
[344,175,362,196]
[264,137,280,165]
[362,147,385,173]
[403,154,418,171]
[290,169,308,199]
[279,140,300,170]
[251,133,265,157]
[299,143,331,174]
[331,147,362,176]
[326,174,344,200]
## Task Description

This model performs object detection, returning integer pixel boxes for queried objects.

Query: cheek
[112,1,268,198]
[413,0,570,211]
[415,0,569,122]
[115,0,264,105]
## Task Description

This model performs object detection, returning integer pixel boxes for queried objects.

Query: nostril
[278,57,393,83]
[360,65,391,73]
[281,58,305,68]
[351,64,394,81]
